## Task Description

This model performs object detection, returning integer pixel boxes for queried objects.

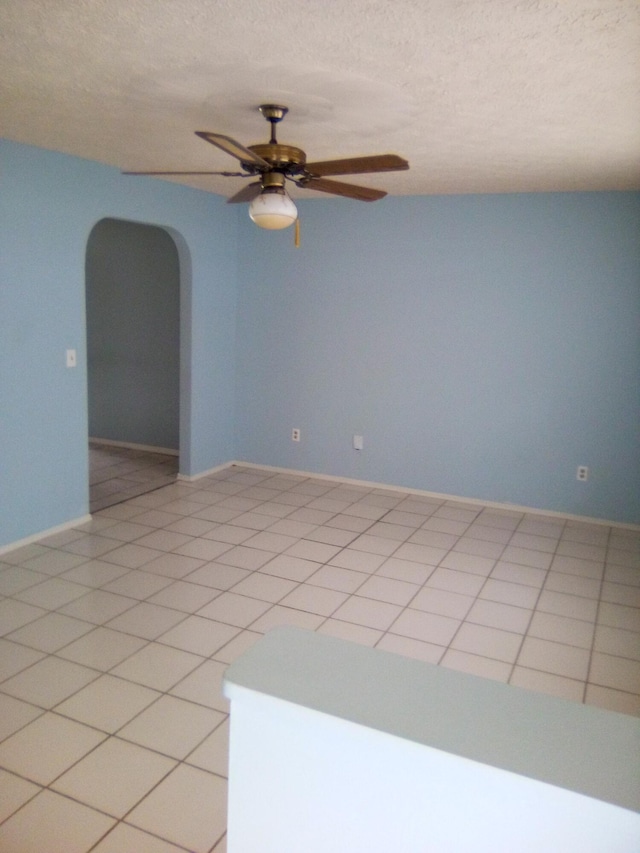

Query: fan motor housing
[247,143,306,173]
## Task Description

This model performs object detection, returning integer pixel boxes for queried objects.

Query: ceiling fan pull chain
[294,216,301,248]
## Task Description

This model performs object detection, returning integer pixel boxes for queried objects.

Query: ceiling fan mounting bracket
[258,105,288,123]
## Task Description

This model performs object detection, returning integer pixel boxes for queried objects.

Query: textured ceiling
[1,0,639,199]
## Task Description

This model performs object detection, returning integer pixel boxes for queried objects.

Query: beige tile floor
[1,465,639,851]
[89,442,178,512]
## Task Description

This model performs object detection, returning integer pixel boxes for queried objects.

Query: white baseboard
[89,437,179,456]
[177,462,233,482]
[231,460,640,531]
[0,514,93,557]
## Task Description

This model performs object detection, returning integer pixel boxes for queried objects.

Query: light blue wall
[235,193,640,524]
[86,218,180,449]
[0,140,238,547]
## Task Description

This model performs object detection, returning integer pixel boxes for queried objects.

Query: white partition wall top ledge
[223,626,640,815]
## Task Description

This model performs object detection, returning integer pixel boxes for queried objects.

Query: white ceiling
[1,0,639,200]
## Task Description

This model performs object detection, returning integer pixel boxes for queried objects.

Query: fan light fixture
[249,187,298,230]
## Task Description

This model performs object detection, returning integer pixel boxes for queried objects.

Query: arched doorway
[85,218,181,511]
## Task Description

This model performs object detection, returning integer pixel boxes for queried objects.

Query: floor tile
[0,789,115,853]
[584,684,640,716]
[260,554,323,582]
[56,626,147,670]
[452,537,505,560]
[247,605,325,633]
[92,822,188,852]
[217,545,276,570]
[101,543,166,569]
[588,652,640,693]
[0,767,41,823]
[170,660,230,712]
[105,601,186,639]
[0,599,48,635]
[551,555,604,579]
[465,599,532,634]
[597,601,640,631]
[331,596,402,630]
[328,549,387,573]
[118,695,225,759]
[102,570,175,599]
[13,576,89,609]
[139,552,207,578]
[158,615,240,656]
[20,550,89,576]
[451,623,523,663]
[490,561,547,587]
[543,571,601,599]
[146,579,221,612]
[58,588,138,623]
[355,574,420,606]
[0,566,49,596]
[479,578,540,609]
[600,581,640,608]
[6,611,94,653]
[535,589,598,621]
[510,666,586,702]
[389,608,460,646]
[0,656,100,708]
[111,642,205,690]
[0,638,46,681]
[317,620,383,647]
[517,636,591,680]
[593,625,640,661]
[278,583,349,616]
[375,633,445,663]
[229,572,297,602]
[307,564,369,593]
[126,764,227,853]
[376,557,435,585]
[527,610,595,648]
[500,546,553,570]
[54,674,160,732]
[410,586,475,619]
[212,630,263,664]
[0,712,106,784]
[197,591,271,628]
[0,692,43,740]
[59,559,130,587]
[441,649,512,682]
[186,716,229,776]
[185,562,251,590]
[425,567,486,596]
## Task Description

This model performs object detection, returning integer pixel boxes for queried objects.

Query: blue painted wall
[235,193,640,524]
[1,137,638,547]
[0,140,238,547]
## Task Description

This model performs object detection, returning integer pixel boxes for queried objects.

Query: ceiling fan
[124,105,409,235]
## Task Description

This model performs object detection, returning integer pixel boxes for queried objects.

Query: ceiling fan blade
[304,154,409,177]
[195,131,270,167]
[303,177,387,202]
[122,170,248,176]
[226,182,263,204]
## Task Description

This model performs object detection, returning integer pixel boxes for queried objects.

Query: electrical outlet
[353,434,364,451]
[292,428,301,442]
[577,466,589,482]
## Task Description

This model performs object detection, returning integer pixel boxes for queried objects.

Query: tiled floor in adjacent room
[89,442,178,512]
[1,465,639,851]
